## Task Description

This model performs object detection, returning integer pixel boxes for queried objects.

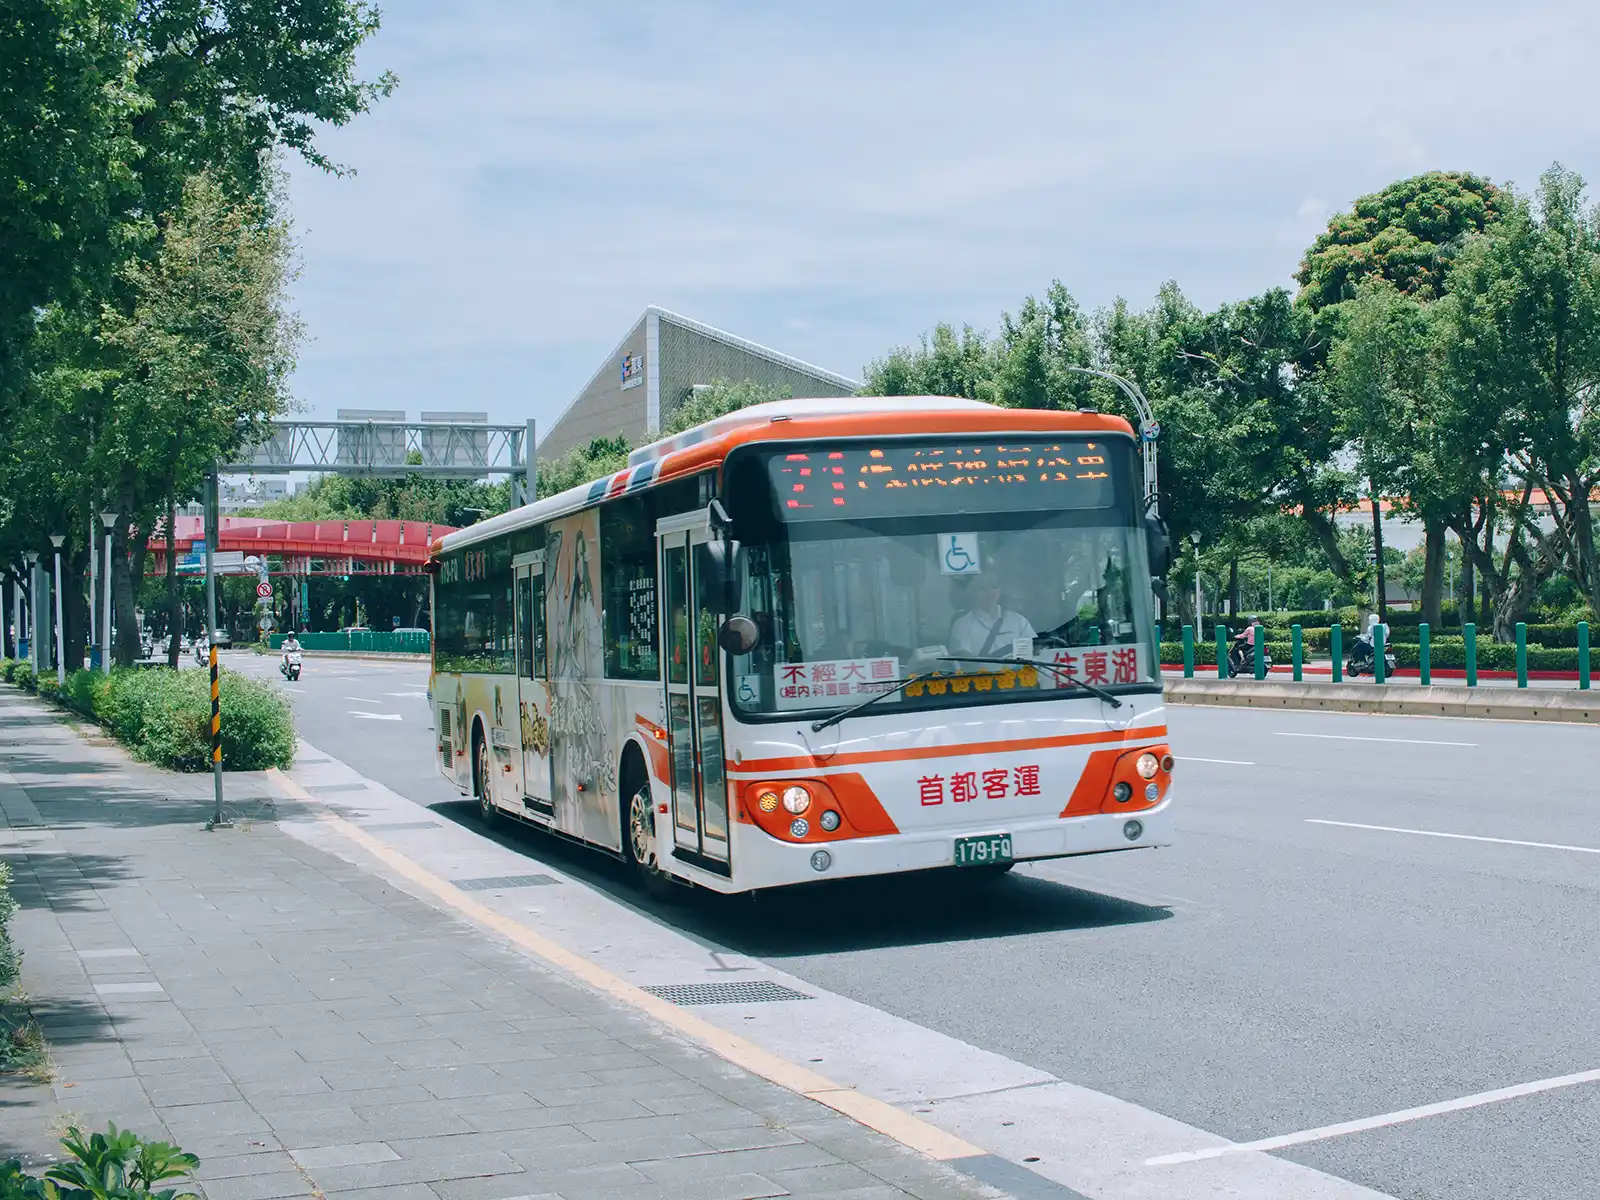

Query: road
[227,650,1600,1200]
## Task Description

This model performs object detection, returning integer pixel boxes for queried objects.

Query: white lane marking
[345,696,384,703]
[349,711,402,721]
[1146,1067,1600,1165]
[1308,819,1600,855]
[1275,731,1476,747]
[1186,757,1255,765]
[385,691,430,699]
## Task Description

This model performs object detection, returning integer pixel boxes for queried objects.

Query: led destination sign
[765,440,1119,520]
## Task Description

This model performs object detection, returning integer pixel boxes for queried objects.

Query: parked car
[341,625,370,634]
[391,627,428,636]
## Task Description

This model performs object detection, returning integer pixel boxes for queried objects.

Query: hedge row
[3,663,294,772]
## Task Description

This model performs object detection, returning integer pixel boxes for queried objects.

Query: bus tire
[621,752,673,899]
[473,724,496,826]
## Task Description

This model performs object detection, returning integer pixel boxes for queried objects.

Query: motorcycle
[1345,634,1397,678]
[280,650,302,682]
[193,639,209,668]
[1226,636,1273,678]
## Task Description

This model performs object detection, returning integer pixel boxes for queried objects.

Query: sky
[280,0,1600,436]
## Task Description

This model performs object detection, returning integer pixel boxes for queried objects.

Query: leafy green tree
[863,322,999,399]
[1296,171,1505,312]
[95,172,300,663]
[536,437,632,499]
[661,379,789,436]
[1435,164,1600,632]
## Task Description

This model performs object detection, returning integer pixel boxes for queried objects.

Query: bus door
[657,514,731,875]
[513,553,552,816]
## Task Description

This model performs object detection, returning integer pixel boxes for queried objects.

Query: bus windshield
[724,436,1156,719]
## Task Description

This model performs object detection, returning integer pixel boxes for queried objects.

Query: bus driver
[950,568,1036,658]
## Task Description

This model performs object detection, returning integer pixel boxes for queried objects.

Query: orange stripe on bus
[729,724,1167,775]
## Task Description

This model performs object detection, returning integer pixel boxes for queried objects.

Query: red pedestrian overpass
[147,516,455,576]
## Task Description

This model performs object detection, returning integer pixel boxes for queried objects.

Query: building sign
[620,351,644,390]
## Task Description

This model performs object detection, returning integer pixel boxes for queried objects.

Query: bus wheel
[475,731,496,825]
[625,782,673,898]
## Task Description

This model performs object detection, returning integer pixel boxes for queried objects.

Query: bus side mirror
[1145,513,1172,580]
[718,614,760,655]
[700,539,743,614]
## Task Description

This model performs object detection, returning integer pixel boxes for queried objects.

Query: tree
[661,379,789,436]
[97,171,300,662]
[1296,171,1505,312]
[1435,164,1600,631]
[863,323,999,399]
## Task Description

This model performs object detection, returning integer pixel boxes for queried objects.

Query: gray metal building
[538,306,860,461]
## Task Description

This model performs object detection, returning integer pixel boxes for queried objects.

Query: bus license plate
[954,834,1013,867]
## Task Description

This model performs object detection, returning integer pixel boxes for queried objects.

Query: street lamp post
[49,535,65,686]
[100,510,117,674]
[1190,531,1202,643]
[23,552,39,670]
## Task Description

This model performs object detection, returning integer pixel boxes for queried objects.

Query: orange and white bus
[429,396,1174,893]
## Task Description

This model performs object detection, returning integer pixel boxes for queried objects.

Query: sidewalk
[0,686,1004,1200]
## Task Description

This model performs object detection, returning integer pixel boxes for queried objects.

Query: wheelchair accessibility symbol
[938,532,982,576]
[736,677,759,704]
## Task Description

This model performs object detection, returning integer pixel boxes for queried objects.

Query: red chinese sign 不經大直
[773,658,900,710]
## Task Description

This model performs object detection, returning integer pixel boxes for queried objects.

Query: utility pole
[204,466,229,830]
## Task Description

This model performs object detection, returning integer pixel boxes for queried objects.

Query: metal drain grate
[362,821,440,831]
[641,981,813,1006]
[452,874,558,891]
[307,783,370,794]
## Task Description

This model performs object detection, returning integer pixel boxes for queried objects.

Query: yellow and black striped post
[210,643,221,765]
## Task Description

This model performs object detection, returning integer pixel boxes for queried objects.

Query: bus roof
[435,395,1134,555]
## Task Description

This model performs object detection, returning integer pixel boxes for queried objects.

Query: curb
[1167,678,1600,724]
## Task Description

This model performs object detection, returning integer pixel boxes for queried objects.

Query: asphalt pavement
[224,650,1600,1200]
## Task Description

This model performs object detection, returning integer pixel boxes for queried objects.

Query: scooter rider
[1229,616,1263,673]
[280,631,303,679]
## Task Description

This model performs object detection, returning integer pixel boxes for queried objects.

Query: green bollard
[1182,624,1194,678]
[1465,622,1477,687]
[1419,623,1431,687]
[1580,621,1591,691]
[1331,624,1343,683]
[1374,622,1387,684]
[1291,624,1303,681]
[1217,626,1229,679]
[1516,621,1528,688]
[1254,624,1265,680]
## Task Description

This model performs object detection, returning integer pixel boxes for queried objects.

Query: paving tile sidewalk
[0,686,1003,1200]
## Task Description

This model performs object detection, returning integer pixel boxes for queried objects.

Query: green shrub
[10,662,34,692]
[34,676,59,702]
[0,1123,200,1199]
[65,668,99,716]
[83,667,294,772]
[0,659,12,682]
[0,862,17,994]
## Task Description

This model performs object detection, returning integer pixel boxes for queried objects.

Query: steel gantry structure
[226,416,539,503]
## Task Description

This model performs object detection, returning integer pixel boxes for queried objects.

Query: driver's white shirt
[950,607,1037,656]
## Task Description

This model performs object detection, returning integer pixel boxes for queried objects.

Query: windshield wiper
[936,655,1125,708]
[810,671,944,733]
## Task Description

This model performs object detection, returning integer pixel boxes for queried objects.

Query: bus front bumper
[732,797,1175,890]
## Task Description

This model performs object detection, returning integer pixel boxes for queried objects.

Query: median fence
[1165,621,1593,690]
[269,630,430,654]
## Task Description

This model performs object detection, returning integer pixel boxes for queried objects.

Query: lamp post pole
[204,467,228,830]
[49,535,65,685]
[1190,531,1202,644]
[23,552,39,671]
[100,511,117,674]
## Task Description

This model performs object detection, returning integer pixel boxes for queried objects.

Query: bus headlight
[1112,782,1133,803]
[782,785,811,814]
[819,810,841,832]
[757,790,780,814]
[1135,752,1160,779]
[1144,782,1159,801]
[790,818,810,838]
[1124,819,1144,841]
